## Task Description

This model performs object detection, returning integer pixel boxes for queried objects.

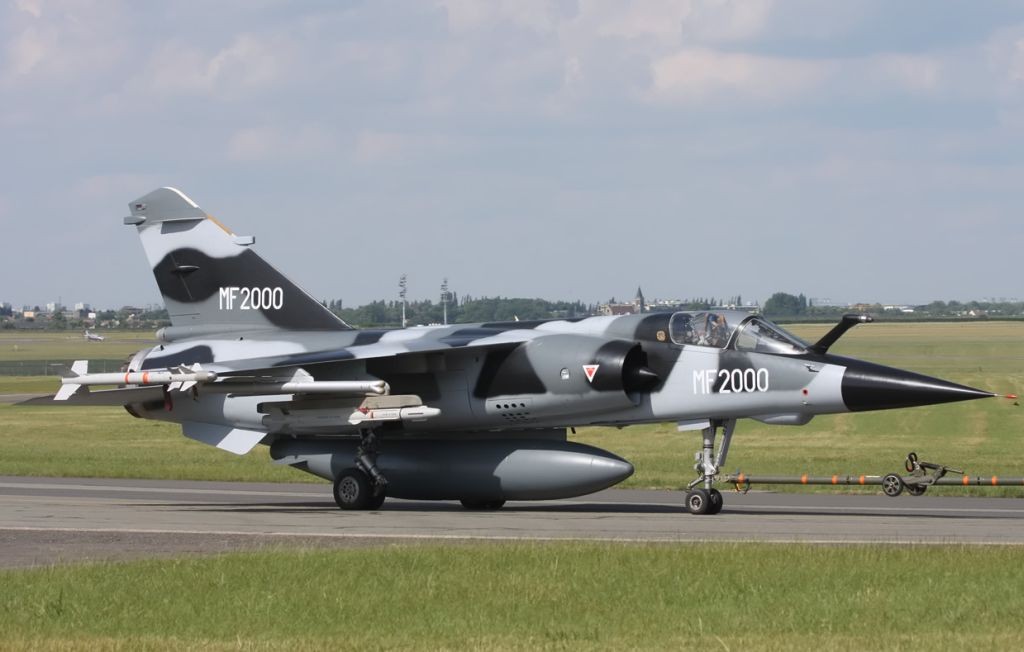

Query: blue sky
[2,0,1023,309]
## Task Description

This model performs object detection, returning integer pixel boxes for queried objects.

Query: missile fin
[54,383,81,401]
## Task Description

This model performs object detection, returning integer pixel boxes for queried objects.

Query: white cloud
[226,125,335,162]
[73,173,164,201]
[859,54,942,93]
[5,25,50,76]
[678,0,774,43]
[1007,37,1024,82]
[649,48,828,103]
[136,33,295,98]
[572,0,693,42]
[2,1,129,83]
[14,0,42,18]
[440,0,560,34]
[353,130,409,163]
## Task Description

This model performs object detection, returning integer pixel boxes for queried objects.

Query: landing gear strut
[684,419,735,515]
[333,429,387,511]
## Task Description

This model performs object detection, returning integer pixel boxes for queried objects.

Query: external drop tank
[270,437,634,501]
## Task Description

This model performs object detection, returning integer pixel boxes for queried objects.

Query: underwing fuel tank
[270,438,634,501]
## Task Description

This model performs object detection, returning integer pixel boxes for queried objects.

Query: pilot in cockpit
[703,313,729,348]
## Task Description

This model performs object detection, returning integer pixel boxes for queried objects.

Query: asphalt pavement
[1,476,1022,567]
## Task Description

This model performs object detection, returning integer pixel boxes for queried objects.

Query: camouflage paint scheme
[32,188,994,512]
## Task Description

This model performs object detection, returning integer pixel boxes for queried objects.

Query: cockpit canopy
[733,317,808,355]
[668,311,808,355]
[669,311,737,348]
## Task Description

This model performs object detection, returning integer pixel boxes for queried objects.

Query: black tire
[905,452,918,473]
[906,484,927,496]
[333,468,373,510]
[882,473,904,497]
[366,489,387,510]
[460,499,506,510]
[686,489,712,515]
[707,488,724,515]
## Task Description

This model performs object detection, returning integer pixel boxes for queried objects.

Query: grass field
[1,543,1022,649]
[0,323,1021,492]
[0,330,154,363]
[0,325,1021,649]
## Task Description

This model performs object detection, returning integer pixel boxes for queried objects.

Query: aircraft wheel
[333,468,373,510]
[460,499,506,510]
[707,488,724,515]
[881,473,904,497]
[906,484,927,496]
[366,490,387,510]
[685,488,712,515]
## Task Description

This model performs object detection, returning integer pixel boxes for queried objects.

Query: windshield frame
[732,316,809,356]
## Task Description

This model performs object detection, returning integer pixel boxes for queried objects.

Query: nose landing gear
[684,419,735,515]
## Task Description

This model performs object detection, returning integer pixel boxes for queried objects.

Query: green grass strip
[0,543,1022,649]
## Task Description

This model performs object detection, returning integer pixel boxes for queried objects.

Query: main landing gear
[333,429,388,511]
[684,419,735,515]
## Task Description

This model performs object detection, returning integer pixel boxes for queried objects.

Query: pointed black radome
[838,357,994,412]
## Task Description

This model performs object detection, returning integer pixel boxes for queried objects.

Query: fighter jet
[31,188,1001,514]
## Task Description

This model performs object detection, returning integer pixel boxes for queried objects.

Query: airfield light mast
[399,274,408,328]
[441,278,450,326]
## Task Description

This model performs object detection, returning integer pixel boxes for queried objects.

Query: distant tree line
[5,293,1023,331]
[761,292,1024,322]
[328,296,594,328]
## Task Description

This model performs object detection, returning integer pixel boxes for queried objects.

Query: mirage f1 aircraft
[32,188,1000,514]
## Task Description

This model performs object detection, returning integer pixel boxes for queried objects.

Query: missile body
[55,358,391,402]
[215,380,389,396]
[61,370,218,387]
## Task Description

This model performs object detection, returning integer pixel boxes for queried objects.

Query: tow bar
[723,452,1024,497]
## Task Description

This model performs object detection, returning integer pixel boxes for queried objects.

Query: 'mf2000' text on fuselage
[693,368,769,394]
[219,287,284,310]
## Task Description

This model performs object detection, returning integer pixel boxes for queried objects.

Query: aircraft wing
[39,331,534,403]
[201,327,540,377]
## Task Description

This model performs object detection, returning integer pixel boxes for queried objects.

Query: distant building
[599,287,647,316]
[713,303,760,313]
[883,305,915,314]
[810,297,841,307]
[120,306,144,317]
[651,298,683,308]
[601,303,637,316]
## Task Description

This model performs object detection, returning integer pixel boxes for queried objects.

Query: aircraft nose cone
[840,359,994,412]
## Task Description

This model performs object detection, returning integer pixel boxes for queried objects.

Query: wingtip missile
[59,368,218,391]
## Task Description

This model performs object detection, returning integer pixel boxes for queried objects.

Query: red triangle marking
[583,364,599,383]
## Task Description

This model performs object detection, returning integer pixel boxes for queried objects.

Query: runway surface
[2,475,1023,566]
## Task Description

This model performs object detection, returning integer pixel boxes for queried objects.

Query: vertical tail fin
[127,187,349,334]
